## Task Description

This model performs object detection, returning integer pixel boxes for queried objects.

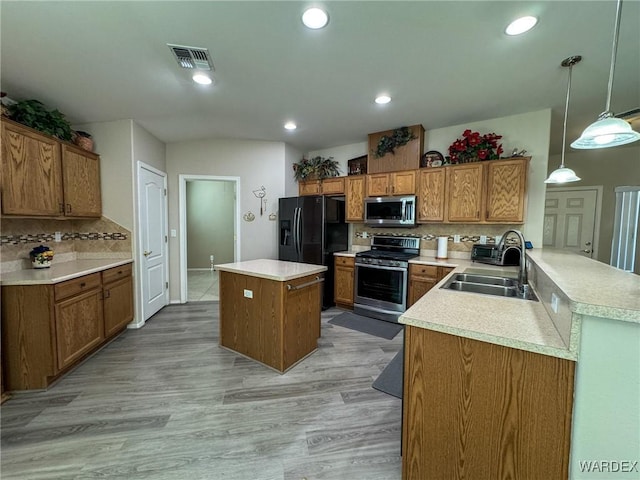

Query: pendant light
[571,0,640,149]
[546,56,582,184]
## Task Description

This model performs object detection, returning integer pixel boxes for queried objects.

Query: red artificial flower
[463,129,472,137]
[477,149,488,160]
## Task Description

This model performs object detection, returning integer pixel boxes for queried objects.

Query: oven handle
[355,263,407,273]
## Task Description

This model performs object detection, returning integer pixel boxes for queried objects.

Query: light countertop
[215,259,327,282]
[0,258,133,286]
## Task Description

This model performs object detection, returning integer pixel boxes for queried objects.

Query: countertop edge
[1,259,134,286]
[215,260,327,282]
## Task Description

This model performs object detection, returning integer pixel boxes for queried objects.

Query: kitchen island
[215,259,327,373]
[399,249,640,480]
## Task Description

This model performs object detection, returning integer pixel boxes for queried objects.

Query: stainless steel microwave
[364,195,416,227]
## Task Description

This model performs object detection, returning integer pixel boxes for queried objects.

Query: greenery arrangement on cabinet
[7,99,73,141]
[293,156,341,182]
[374,126,417,158]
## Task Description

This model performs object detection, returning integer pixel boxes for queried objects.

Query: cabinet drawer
[335,256,355,267]
[54,273,101,301]
[102,263,132,285]
[410,264,439,278]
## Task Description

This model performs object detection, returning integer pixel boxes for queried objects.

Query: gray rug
[328,312,403,340]
[372,348,404,399]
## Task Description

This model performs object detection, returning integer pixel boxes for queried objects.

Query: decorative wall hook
[253,186,267,215]
[243,211,256,222]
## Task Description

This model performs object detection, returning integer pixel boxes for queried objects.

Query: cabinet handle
[80,282,86,287]
[104,290,110,298]
[66,203,72,213]
[59,203,65,214]
[118,270,123,274]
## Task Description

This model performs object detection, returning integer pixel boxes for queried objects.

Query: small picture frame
[420,150,445,168]
[347,155,367,175]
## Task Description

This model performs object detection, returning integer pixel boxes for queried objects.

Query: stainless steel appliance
[354,235,420,323]
[471,243,521,266]
[364,195,416,227]
[278,195,348,309]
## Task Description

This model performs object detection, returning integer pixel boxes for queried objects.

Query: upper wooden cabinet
[445,163,484,222]
[417,168,446,222]
[366,170,416,197]
[484,157,528,223]
[298,176,345,196]
[345,175,366,222]
[368,124,424,174]
[1,118,102,218]
[298,179,321,196]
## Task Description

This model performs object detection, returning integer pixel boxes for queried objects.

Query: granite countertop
[215,259,327,282]
[0,258,133,286]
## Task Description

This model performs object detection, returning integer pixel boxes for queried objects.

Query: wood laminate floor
[1,303,403,480]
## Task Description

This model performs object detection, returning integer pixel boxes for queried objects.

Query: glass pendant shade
[545,167,581,184]
[571,115,640,149]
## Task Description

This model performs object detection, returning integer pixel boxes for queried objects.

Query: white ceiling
[1,1,639,155]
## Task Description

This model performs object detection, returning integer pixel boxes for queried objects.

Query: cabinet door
[408,264,439,307]
[366,173,390,197]
[61,145,102,217]
[417,168,445,222]
[445,163,484,222]
[346,176,366,222]
[334,257,355,307]
[54,287,104,370]
[485,157,528,223]
[104,275,134,338]
[321,177,345,195]
[299,180,321,196]
[1,119,63,216]
[391,170,416,195]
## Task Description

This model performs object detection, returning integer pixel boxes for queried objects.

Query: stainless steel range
[354,235,420,323]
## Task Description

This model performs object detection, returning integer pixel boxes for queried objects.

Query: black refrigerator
[278,195,349,309]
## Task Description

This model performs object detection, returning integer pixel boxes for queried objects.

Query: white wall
[284,143,304,197]
[166,138,286,301]
[133,122,166,173]
[307,142,368,178]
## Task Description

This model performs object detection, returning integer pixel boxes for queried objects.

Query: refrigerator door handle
[296,207,303,256]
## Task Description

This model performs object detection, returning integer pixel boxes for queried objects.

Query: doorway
[179,175,241,303]
[544,186,602,259]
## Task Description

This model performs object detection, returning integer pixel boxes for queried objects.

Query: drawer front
[335,256,355,267]
[54,273,101,301]
[102,263,132,285]
[410,264,439,278]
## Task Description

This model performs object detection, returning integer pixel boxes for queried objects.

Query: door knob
[585,241,592,246]
[582,249,592,254]
[143,250,152,257]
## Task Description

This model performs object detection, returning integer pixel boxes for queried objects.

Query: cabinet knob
[104,290,110,298]
[80,282,86,287]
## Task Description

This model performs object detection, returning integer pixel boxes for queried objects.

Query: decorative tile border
[354,230,519,245]
[1,232,128,245]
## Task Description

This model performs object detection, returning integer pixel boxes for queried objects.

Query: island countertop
[0,258,134,286]
[215,259,327,282]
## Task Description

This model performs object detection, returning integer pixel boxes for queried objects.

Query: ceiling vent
[167,44,214,71]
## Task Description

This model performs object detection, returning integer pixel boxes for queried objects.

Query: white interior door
[544,188,598,258]
[138,163,168,320]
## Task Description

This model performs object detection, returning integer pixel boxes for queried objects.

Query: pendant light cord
[603,0,623,116]
[560,64,573,168]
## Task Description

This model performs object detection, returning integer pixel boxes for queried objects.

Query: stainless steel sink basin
[450,273,519,287]
[441,274,538,301]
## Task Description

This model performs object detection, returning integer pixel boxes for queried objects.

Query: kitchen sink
[441,274,538,301]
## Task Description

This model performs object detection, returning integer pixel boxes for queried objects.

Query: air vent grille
[167,44,213,71]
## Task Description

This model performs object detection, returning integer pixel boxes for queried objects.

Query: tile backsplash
[1,217,131,273]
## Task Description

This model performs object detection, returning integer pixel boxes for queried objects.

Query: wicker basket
[74,135,94,152]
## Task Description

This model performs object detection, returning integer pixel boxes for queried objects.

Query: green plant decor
[374,126,417,158]
[292,156,341,182]
[8,99,73,141]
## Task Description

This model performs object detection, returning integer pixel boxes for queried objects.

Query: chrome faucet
[496,229,529,295]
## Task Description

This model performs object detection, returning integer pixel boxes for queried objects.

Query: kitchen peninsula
[215,259,327,372]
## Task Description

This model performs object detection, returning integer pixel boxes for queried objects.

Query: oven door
[354,263,408,321]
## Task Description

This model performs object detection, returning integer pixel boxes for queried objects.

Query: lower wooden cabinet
[408,264,453,307]
[402,327,575,480]
[1,263,134,391]
[334,256,355,309]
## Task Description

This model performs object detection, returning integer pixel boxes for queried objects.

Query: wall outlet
[362,231,369,239]
[54,231,62,242]
[551,293,559,313]
[479,235,487,244]
[453,234,461,243]
[210,254,214,262]
[243,289,253,299]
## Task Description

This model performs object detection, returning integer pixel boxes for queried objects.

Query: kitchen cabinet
[334,256,355,309]
[298,179,321,196]
[402,327,574,480]
[0,118,102,218]
[367,124,424,174]
[1,263,133,391]
[444,162,484,222]
[408,264,453,307]
[102,264,134,338]
[484,157,528,223]
[417,168,446,222]
[298,177,345,196]
[366,170,416,197]
[345,175,366,222]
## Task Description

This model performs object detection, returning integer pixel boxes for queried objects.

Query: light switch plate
[54,231,62,242]
[170,229,177,238]
[244,289,253,299]
[479,235,487,244]
[453,234,461,243]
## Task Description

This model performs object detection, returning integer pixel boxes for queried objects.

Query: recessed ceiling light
[192,73,213,85]
[375,95,391,105]
[284,122,297,131]
[302,8,329,29]
[505,16,538,35]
